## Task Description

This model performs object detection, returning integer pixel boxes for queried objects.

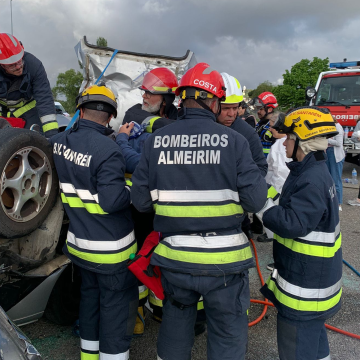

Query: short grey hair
[83,108,111,124]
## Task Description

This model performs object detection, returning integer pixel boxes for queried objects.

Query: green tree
[248,81,275,98]
[96,37,108,47]
[52,69,83,113]
[273,57,329,109]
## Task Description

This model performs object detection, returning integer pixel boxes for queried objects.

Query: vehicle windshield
[315,75,360,106]
[55,103,66,113]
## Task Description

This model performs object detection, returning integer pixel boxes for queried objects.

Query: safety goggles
[140,90,157,98]
[272,113,290,133]
[2,59,24,71]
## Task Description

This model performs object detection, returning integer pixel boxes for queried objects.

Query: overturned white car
[75,36,196,130]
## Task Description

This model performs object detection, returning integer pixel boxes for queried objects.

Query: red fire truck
[306,60,360,161]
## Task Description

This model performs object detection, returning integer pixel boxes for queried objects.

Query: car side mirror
[305,86,316,101]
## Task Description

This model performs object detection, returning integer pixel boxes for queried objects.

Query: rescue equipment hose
[65,49,119,131]
[249,238,360,340]
[343,259,360,277]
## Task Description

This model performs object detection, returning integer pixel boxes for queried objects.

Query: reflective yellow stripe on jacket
[154,203,244,218]
[154,233,251,265]
[155,243,252,264]
[66,238,137,265]
[151,189,244,217]
[66,230,137,264]
[266,277,342,312]
[12,100,37,117]
[60,182,107,215]
[43,121,59,132]
[61,193,107,215]
[144,116,161,133]
[274,233,342,258]
[268,226,342,312]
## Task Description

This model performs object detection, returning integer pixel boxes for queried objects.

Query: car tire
[44,264,81,325]
[0,128,58,238]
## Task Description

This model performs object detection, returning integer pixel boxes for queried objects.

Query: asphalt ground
[23,162,360,360]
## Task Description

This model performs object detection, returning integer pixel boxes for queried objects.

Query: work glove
[256,185,280,237]
[256,184,280,220]
[256,197,276,222]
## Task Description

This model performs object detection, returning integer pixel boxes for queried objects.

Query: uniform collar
[287,151,324,175]
[75,118,114,136]
[177,107,216,122]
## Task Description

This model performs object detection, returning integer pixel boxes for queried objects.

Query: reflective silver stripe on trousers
[60,182,99,203]
[157,356,163,360]
[67,230,135,251]
[150,189,240,202]
[298,223,340,244]
[99,350,129,359]
[272,269,342,299]
[162,233,248,249]
[81,338,99,351]
[318,354,331,360]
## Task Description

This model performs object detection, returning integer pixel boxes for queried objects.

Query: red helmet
[139,68,178,94]
[252,92,278,109]
[0,33,24,65]
[176,63,226,101]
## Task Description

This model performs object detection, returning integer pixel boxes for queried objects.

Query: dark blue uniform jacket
[51,119,134,274]
[261,151,342,320]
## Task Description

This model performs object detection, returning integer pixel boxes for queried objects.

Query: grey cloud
[1,0,360,89]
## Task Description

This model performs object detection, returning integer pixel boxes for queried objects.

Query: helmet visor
[272,113,292,133]
[249,97,265,109]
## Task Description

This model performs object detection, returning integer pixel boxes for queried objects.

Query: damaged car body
[0,305,42,359]
[75,36,197,129]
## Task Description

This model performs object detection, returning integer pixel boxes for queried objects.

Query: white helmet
[220,73,243,104]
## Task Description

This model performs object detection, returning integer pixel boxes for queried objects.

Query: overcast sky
[2,0,360,90]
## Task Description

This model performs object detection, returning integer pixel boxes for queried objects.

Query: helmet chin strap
[259,106,270,121]
[195,98,222,116]
[291,137,300,162]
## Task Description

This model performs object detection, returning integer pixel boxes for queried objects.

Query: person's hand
[119,122,134,136]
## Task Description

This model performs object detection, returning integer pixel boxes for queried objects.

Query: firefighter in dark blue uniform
[249,92,279,238]
[251,91,278,158]
[118,68,180,334]
[0,33,58,137]
[51,85,138,360]
[217,73,268,241]
[259,107,342,360]
[131,63,268,360]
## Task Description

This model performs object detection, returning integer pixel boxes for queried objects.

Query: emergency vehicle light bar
[329,61,360,69]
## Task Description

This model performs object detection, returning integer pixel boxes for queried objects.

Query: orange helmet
[0,33,24,65]
[139,68,178,94]
[176,63,226,101]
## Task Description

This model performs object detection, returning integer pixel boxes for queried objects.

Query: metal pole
[10,0,13,35]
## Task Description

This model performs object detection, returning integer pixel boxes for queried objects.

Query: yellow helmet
[273,107,338,141]
[221,73,243,104]
[77,85,118,118]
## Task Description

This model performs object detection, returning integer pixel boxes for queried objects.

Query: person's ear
[79,108,84,118]
[210,99,215,112]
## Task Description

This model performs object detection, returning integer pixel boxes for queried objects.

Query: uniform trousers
[157,269,250,360]
[277,313,330,360]
[79,267,138,360]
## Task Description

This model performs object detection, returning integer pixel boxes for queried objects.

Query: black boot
[257,233,273,243]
